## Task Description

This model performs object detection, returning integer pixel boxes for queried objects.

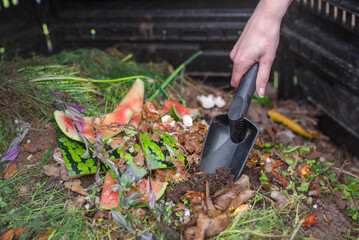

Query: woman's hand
[230,0,292,97]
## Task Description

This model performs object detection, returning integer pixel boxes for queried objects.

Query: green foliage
[217,192,301,240]
[334,177,359,222]
[0,168,107,239]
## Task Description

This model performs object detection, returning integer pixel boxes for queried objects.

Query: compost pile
[0,48,358,240]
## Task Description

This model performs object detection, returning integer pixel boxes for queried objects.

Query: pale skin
[230,0,293,97]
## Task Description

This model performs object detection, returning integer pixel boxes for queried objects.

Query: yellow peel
[267,109,316,138]
[231,204,251,217]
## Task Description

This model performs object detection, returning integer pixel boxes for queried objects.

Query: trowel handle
[228,63,259,120]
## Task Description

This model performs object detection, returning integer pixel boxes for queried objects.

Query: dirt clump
[167,167,234,202]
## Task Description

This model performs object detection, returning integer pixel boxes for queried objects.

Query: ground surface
[0,50,358,240]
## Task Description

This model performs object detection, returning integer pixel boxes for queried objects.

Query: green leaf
[285,158,295,165]
[283,145,300,153]
[297,182,309,192]
[299,146,310,155]
[252,92,271,106]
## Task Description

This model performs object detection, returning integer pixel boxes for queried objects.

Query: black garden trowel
[199,63,259,180]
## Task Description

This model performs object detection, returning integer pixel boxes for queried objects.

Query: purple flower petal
[9,123,30,150]
[65,108,86,126]
[68,104,85,113]
[1,146,20,161]
[149,192,156,209]
[74,120,85,132]
[140,232,157,240]
[49,85,65,99]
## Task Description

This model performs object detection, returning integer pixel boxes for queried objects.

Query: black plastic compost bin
[0,0,358,157]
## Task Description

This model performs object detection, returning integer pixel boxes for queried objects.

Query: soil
[303,195,353,240]
[166,166,235,202]
[14,118,56,168]
[1,75,358,239]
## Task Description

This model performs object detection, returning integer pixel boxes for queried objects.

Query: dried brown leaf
[143,102,160,120]
[151,131,161,142]
[63,179,88,196]
[3,163,18,178]
[304,150,322,160]
[194,213,231,240]
[184,226,197,240]
[228,190,254,212]
[41,165,60,178]
[206,182,220,217]
[133,151,145,168]
[211,174,250,211]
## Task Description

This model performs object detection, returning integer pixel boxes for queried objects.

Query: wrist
[257,0,293,21]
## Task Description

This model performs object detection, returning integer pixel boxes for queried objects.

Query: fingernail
[259,88,265,98]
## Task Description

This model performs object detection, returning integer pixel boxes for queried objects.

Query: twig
[333,167,358,178]
[290,219,304,240]
[335,159,348,181]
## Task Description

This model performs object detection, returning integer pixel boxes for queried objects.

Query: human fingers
[230,39,241,61]
[230,56,255,88]
[256,58,273,97]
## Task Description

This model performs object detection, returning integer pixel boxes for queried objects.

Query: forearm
[256,0,293,21]
[230,0,293,95]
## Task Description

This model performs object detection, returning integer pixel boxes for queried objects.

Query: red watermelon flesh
[114,78,144,126]
[162,100,199,118]
[54,108,133,143]
[127,178,167,203]
[99,172,119,210]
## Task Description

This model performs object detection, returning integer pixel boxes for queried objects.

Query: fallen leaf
[304,150,322,160]
[264,158,274,173]
[184,226,197,240]
[270,191,290,210]
[194,213,231,240]
[272,170,289,187]
[3,163,18,178]
[53,147,64,163]
[206,182,220,217]
[212,175,250,211]
[41,165,60,178]
[36,230,53,240]
[131,208,147,221]
[0,226,28,240]
[64,179,88,196]
[73,196,86,209]
[322,214,330,224]
[59,164,71,181]
[228,190,254,212]
[132,150,145,168]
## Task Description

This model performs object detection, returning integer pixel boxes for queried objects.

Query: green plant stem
[218,230,291,239]
[30,75,145,83]
[148,51,202,101]
[183,78,207,95]
[289,220,304,240]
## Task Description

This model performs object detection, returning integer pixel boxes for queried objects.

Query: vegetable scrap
[267,108,317,139]
[1,47,358,240]
[197,94,226,109]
